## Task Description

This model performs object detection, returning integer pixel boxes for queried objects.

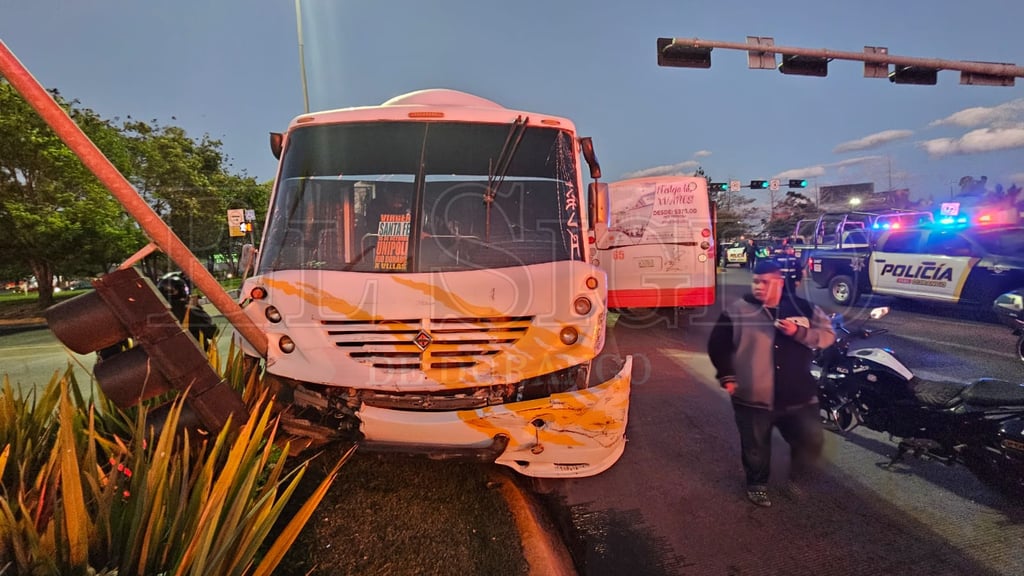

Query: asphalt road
[532,267,1024,576]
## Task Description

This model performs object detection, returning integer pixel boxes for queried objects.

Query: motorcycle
[816,307,1024,499]
[993,288,1024,363]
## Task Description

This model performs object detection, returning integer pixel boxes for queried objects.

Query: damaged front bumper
[357,356,632,478]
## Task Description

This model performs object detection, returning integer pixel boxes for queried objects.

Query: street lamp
[850,197,862,207]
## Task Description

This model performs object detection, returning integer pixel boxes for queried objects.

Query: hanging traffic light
[657,37,712,69]
[889,65,938,85]
[44,267,248,432]
[710,182,729,192]
[788,179,808,188]
[750,180,769,189]
[778,55,829,77]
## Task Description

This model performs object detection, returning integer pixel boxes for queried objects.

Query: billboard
[818,182,875,207]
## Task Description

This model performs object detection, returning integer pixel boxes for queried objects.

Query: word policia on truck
[237,89,655,478]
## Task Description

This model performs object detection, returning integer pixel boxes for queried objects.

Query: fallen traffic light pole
[0,40,267,432]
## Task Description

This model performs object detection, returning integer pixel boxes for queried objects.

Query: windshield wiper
[485,115,528,242]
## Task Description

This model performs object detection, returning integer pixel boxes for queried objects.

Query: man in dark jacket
[772,241,804,294]
[707,260,835,507]
[744,239,758,271]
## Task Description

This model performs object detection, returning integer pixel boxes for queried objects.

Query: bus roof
[286,89,578,133]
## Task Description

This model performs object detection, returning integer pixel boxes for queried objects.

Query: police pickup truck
[806,224,1024,307]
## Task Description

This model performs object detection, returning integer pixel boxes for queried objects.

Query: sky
[2,0,1023,205]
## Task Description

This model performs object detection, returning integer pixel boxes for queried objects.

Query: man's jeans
[732,402,823,488]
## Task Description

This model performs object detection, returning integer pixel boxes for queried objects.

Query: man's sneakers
[746,487,772,508]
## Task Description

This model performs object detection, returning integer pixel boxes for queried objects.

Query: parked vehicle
[792,209,933,264]
[817,307,1024,498]
[807,223,1024,307]
[993,288,1024,363]
[723,241,750,267]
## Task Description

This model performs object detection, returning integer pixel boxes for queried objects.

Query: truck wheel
[1017,333,1024,363]
[828,275,858,306]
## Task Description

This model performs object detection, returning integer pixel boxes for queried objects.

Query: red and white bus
[593,176,716,310]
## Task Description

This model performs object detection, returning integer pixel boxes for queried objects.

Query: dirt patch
[275,444,529,576]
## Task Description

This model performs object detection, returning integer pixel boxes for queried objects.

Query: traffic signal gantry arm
[0,40,268,358]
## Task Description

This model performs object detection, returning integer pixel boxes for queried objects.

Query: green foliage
[0,354,344,575]
[0,78,272,304]
[763,190,818,238]
[702,172,760,240]
[0,79,144,307]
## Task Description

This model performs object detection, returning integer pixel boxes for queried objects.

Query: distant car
[724,242,749,266]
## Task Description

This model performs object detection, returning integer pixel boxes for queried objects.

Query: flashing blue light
[939,217,955,225]
[957,217,967,224]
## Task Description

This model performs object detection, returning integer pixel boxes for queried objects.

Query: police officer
[773,240,804,294]
[745,239,758,271]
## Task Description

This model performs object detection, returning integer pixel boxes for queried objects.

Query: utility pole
[295,0,310,113]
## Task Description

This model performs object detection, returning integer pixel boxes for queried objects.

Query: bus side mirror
[579,137,602,180]
[588,182,609,228]
[269,132,283,160]
[240,243,258,277]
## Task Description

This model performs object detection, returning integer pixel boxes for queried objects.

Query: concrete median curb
[490,469,577,576]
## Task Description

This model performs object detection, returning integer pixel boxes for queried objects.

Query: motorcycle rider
[157,274,217,349]
[97,274,218,360]
[707,259,836,507]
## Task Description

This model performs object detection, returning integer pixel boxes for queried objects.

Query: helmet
[157,274,190,305]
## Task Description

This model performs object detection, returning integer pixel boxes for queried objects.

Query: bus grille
[322,316,534,370]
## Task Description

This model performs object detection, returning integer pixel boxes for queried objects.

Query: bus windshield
[258,121,584,274]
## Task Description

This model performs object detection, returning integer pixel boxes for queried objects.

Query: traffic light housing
[710,182,729,192]
[889,65,938,85]
[788,179,808,188]
[44,267,248,432]
[750,180,769,189]
[657,37,712,69]
[778,55,829,77]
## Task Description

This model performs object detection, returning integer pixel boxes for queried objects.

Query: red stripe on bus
[607,287,716,308]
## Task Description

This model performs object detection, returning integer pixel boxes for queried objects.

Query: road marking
[893,333,1018,361]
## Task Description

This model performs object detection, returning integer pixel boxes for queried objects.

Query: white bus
[238,89,631,478]
[594,176,716,310]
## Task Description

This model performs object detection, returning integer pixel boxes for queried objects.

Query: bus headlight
[279,335,296,354]
[265,306,283,323]
[573,296,593,316]
[559,326,579,345]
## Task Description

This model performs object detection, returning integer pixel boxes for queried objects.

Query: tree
[762,190,818,238]
[698,169,759,240]
[120,121,273,280]
[0,78,143,308]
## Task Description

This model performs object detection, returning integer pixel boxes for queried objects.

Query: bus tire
[828,275,858,306]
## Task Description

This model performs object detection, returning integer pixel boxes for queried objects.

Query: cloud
[774,166,827,179]
[622,160,701,179]
[834,130,914,153]
[834,155,886,168]
[929,99,1024,128]
[694,150,712,158]
[918,126,1024,157]
[773,156,885,180]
